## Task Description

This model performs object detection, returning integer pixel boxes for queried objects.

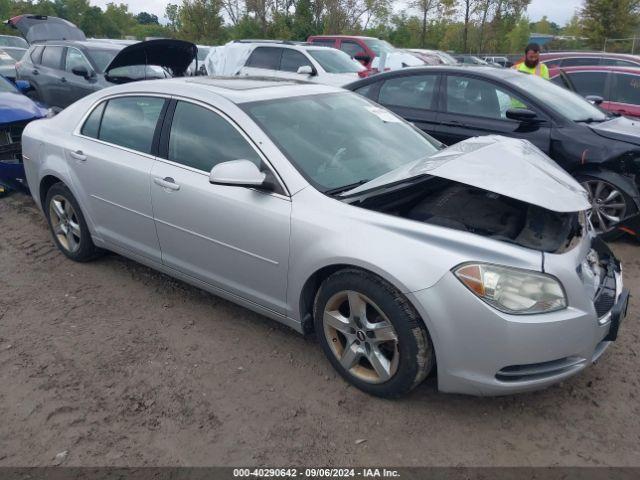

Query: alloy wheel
[49,194,81,253]
[581,179,627,235]
[322,290,399,384]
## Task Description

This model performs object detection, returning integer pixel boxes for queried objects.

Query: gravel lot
[1,192,639,467]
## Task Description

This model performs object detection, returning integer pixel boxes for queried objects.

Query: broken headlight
[454,263,567,314]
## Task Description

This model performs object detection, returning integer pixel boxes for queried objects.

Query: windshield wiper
[576,117,606,123]
[325,180,370,196]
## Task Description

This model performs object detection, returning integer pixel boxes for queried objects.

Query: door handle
[32,69,39,75]
[154,176,180,191]
[70,150,87,161]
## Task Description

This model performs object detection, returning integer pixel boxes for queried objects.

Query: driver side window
[446,76,531,120]
[168,101,263,173]
[65,48,91,73]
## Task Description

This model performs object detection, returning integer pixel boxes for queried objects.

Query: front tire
[314,269,434,398]
[44,183,101,262]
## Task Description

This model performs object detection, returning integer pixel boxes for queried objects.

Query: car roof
[99,76,343,104]
[549,65,640,74]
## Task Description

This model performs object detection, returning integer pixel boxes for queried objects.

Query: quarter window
[41,46,64,69]
[168,101,262,172]
[280,49,312,72]
[81,102,106,138]
[611,73,640,105]
[245,47,281,70]
[446,75,530,120]
[30,45,44,64]
[98,97,165,154]
[379,75,437,109]
[566,72,608,98]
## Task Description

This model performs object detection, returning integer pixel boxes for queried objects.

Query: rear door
[437,73,552,151]
[563,70,610,103]
[36,45,65,107]
[373,73,442,138]
[278,48,315,80]
[608,72,640,117]
[71,95,167,262]
[240,46,282,77]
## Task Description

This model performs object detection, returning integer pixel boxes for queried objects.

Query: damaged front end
[0,119,31,195]
[343,136,591,254]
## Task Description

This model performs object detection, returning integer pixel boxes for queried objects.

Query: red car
[549,65,640,118]
[306,35,394,70]
[516,51,640,68]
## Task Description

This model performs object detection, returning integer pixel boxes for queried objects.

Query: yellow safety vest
[514,62,549,80]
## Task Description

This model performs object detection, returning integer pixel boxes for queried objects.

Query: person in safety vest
[514,43,549,79]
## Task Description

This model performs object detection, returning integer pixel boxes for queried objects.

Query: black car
[346,66,640,238]
[6,14,196,109]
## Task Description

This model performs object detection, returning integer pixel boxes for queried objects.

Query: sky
[89,0,585,27]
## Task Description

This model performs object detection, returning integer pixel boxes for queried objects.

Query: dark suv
[8,14,196,109]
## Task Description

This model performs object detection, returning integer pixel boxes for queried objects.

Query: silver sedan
[21,77,630,397]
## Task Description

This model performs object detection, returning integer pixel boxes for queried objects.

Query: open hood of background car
[5,14,86,43]
[589,116,640,147]
[345,135,591,213]
[104,39,197,81]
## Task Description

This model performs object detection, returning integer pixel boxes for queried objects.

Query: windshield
[0,36,28,48]
[363,38,395,56]
[308,49,365,73]
[0,77,18,93]
[506,72,608,122]
[243,92,440,193]
[87,49,119,73]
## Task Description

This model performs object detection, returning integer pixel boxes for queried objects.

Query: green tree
[178,0,225,44]
[581,0,640,49]
[135,12,159,25]
[507,15,529,52]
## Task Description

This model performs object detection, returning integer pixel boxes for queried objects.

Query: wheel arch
[39,174,64,209]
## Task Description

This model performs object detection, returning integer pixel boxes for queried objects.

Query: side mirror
[14,80,31,93]
[297,65,315,76]
[586,95,604,106]
[209,159,270,190]
[506,108,539,122]
[72,66,93,79]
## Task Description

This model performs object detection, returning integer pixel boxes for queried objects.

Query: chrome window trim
[72,92,291,198]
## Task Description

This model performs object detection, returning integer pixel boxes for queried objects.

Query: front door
[437,74,552,152]
[60,47,99,107]
[150,100,291,314]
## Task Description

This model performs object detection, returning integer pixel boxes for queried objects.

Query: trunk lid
[345,135,590,213]
[5,15,85,43]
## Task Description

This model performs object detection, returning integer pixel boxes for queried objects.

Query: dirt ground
[0,192,639,468]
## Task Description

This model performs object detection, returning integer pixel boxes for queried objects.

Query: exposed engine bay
[348,177,584,253]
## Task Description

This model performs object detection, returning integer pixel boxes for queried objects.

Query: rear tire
[313,268,434,398]
[44,183,101,262]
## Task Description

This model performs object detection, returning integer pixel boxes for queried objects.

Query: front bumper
[408,243,629,396]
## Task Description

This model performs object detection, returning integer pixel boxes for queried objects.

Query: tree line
[0,0,638,54]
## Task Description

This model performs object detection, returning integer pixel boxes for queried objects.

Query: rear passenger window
[280,49,312,72]
[340,41,365,57]
[41,46,64,69]
[81,102,106,138]
[98,97,165,154]
[566,72,608,98]
[168,101,262,172]
[611,73,640,105]
[379,75,437,109]
[245,47,281,70]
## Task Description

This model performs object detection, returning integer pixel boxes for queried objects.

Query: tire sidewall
[314,269,433,398]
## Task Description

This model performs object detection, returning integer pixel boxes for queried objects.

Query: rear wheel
[578,175,635,240]
[314,269,434,398]
[45,183,101,262]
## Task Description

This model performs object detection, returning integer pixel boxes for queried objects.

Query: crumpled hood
[345,135,591,213]
[0,92,47,123]
[589,116,640,146]
[105,39,197,79]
